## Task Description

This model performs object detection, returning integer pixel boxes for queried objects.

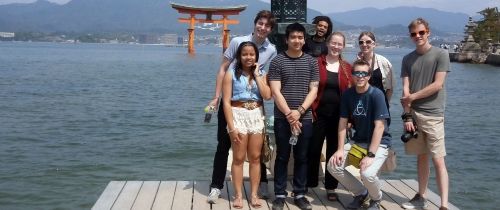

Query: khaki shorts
[404,111,446,158]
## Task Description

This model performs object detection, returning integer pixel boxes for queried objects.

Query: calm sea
[0,42,499,209]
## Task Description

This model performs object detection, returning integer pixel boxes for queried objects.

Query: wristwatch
[367,152,375,158]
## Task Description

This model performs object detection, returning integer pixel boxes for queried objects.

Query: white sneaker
[258,182,269,199]
[207,188,221,204]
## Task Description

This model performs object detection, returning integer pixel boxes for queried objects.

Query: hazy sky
[0,0,498,15]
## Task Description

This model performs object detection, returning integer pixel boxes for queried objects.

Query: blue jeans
[273,118,313,197]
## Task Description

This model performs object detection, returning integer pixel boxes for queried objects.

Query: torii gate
[170,2,247,54]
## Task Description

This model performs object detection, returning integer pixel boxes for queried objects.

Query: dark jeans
[307,113,340,190]
[209,102,268,189]
[273,118,313,196]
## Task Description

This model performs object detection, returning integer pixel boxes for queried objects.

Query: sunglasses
[352,71,370,78]
[358,40,373,45]
[410,30,428,37]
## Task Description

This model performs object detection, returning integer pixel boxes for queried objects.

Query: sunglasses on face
[352,71,370,78]
[410,30,428,37]
[358,40,373,45]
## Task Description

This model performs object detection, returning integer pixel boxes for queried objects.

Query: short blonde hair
[408,17,430,32]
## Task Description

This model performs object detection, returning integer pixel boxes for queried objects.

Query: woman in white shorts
[222,41,272,209]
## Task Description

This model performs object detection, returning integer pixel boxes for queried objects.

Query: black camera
[401,112,418,143]
[401,129,418,143]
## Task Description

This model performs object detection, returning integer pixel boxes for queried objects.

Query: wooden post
[222,15,230,52]
[188,14,195,54]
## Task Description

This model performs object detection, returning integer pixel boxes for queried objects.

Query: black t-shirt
[303,38,328,57]
[317,71,340,116]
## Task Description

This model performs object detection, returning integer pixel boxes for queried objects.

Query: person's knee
[361,170,378,183]
[433,157,447,170]
[232,156,245,165]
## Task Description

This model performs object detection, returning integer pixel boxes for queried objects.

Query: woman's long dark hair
[235,41,259,81]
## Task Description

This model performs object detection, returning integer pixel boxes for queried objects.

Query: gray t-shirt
[401,46,450,116]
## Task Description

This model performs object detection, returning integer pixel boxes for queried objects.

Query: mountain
[327,7,468,33]
[0,0,321,34]
[0,1,467,34]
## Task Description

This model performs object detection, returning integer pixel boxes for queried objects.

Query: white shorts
[228,106,265,135]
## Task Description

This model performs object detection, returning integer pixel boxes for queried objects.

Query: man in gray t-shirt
[400,18,450,210]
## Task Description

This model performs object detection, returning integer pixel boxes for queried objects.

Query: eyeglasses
[352,71,370,78]
[358,40,373,45]
[410,30,428,37]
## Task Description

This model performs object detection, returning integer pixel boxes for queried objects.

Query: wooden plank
[302,185,327,210]
[152,181,176,210]
[379,180,405,210]
[227,180,251,210]
[192,181,211,210]
[386,180,439,210]
[402,179,459,210]
[92,181,126,210]
[111,181,143,210]
[212,181,231,210]
[336,183,362,209]
[132,181,160,210]
[310,185,346,210]
[244,181,270,210]
[171,181,193,210]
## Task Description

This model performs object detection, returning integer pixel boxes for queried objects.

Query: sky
[0,0,498,15]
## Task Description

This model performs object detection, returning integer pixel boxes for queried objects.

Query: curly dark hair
[312,16,333,38]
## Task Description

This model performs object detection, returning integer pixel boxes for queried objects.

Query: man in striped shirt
[268,22,319,210]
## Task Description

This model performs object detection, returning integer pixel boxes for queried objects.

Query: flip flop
[232,196,243,209]
[251,195,262,208]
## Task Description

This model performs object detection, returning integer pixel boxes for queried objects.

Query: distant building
[0,32,15,41]
[160,34,178,45]
[138,34,159,44]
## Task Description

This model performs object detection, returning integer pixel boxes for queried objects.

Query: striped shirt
[268,52,319,119]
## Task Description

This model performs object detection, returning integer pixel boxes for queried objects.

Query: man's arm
[368,119,384,154]
[360,119,384,171]
[208,58,231,108]
[269,80,292,116]
[401,71,447,106]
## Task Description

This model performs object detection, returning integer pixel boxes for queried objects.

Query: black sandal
[326,190,339,201]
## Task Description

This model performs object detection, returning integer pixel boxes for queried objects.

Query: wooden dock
[93,150,459,209]
[92,178,459,210]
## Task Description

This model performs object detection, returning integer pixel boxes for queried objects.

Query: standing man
[268,22,319,210]
[327,59,392,210]
[400,18,450,210]
[303,16,332,57]
[206,10,277,204]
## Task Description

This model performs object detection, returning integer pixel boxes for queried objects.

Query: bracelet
[298,106,306,115]
[286,111,292,116]
[401,112,413,122]
[228,128,236,133]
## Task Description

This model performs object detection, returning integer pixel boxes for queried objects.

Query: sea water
[0,42,499,209]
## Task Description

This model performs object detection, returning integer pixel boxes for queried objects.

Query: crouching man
[327,59,392,210]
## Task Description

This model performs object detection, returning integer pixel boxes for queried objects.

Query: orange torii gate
[170,2,247,54]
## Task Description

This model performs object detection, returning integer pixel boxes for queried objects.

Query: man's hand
[404,121,416,132]
[400,94,414,108]
[360,156,374,171]
[286,110,301,124]
[208,98,219,110]
[330,150,344,167]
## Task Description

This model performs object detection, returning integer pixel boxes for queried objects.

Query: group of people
[205,10,450,210]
